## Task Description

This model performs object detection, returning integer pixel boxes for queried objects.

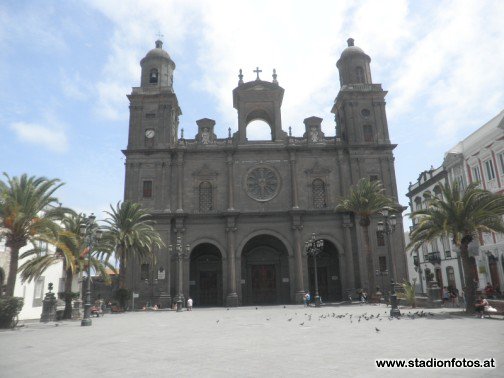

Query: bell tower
[126,40,182,150]
[232,68,287,143]
[332,38,390,145]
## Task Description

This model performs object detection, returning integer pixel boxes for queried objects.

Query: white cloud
[60,69,89,100]
[10,117,69,153]
[386,0,504,141]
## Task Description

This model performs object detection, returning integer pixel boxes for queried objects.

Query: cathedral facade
[123,38,407,307]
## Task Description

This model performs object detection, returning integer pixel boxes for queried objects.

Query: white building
[0,238,79,321]
[444,109,504,292]
[406,166,465,294]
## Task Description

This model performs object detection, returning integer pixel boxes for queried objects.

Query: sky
[0,0,503,224]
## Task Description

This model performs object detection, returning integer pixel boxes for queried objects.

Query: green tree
[18,212,115,319]
[0,173,68,297]
[408,182,504,314]
[337,178,395,295]
[103,201,164,290]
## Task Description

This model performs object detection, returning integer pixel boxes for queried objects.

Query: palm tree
[18,212,115,319]
[408,182,504,314]
[337,178,395,295]
[0,173,68,297]
[103,201,164,289]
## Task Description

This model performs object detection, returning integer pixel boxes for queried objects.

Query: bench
[485,300,504,318]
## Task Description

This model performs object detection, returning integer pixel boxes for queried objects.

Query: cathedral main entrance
[189,243,223,306]
[241,235,290,305]
[307,240,342,301]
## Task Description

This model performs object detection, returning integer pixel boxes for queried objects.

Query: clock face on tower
[245,166,280,202]
[145,129,155,139]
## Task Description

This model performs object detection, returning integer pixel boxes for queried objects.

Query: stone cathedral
[123,38,407,308]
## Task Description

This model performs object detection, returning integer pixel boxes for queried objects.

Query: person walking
[187,297,193,311]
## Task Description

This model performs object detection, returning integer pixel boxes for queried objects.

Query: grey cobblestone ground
[0,304,502,377]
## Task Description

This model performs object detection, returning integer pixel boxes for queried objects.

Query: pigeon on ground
[299,322,304,326]
[375,327,380,332]
[288,318,292,322]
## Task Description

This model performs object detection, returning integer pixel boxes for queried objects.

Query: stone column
[292,224,305,303]
[176,151,184,213]
[226,152,235,210]
[342,214,357,289]
[289,150,299,209]
[225,217,238,306]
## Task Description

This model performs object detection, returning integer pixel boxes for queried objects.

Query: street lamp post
[304,233,324,307]
[169,235,190,312]
[79,213,103,327]
[375,269,388,297]
[377,210,401,317]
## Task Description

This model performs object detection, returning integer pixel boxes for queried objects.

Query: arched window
[312,178,327,208]
[199,181,213,212]
[363,124,373,142]
[355,66,365,83]
[149,68,158,84]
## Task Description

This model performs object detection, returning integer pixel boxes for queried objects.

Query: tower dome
[336,38,372,87]
[139,40,176,90]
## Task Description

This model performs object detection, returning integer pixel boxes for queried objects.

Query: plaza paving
[0,304,502,377]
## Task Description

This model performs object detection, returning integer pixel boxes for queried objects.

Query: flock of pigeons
[216,308,436,333]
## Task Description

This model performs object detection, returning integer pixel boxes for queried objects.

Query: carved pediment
[195,118,217,144]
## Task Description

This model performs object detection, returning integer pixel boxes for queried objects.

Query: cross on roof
[253,67,262,81]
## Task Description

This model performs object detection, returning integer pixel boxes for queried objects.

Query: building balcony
[427,251,441,265]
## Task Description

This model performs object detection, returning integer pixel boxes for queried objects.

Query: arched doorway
[307,240,342,301]
[241,235,290,305]
[189,243,223,306]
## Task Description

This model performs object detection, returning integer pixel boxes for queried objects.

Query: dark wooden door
[251,265,276,304]
[199,271,218,306]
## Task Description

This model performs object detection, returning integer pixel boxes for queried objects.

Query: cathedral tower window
[199,181,213,212]
[355,66,365,83]
[143,180,152,198]
[312,178,327,208]
[149,68,159,84]
[363,124,373,142]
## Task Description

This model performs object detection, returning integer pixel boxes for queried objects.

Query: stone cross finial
[181,128,184,139]
[253,67,262,81]
[238,69,244,85]
[288,126,292,136]
[272,69,278,84]
[228,127,232,138]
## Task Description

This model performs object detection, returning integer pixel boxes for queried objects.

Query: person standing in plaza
[187,297,193,311]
